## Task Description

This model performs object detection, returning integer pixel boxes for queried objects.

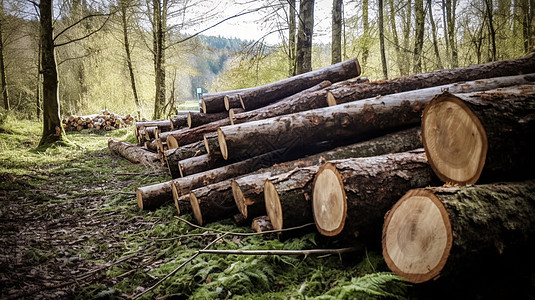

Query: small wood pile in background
[63,109,134,131]
[108,53,535,286]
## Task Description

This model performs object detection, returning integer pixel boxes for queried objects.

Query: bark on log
[187,110,241,128]
[164,140,206,178]
[201,57,361,113]
[235,127,423,221]
[108,139,161,167]
[178,153,228,177]
[251,216,274,233]
[382,180,535,283]
[189,180,238,225]
[135,120,172,132]
[203,132,220,155]
[327,53,535,105]
[171,181,191,215]
[218,74,535,161]
[170,113,189,130]
[229,80,333,125]
[160,117,230,149]
[312,150,437,237]
[421,85,535,185]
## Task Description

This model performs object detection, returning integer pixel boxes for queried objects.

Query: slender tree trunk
[288,0,296,76]
[441,0,450,65]
[485,0,497,61]
[36,40,42,119]
[446,0,458,67]
[402,0,412,75]
[121,2,140,112]
[362,0,369,67]
[39,0,65,146]
[0,0,8,111]
[378,0,388,79]
[296,0,314,75]
[413,0,425,73]
[152,0,167,119]
[331,0,342,64]
[388,0,403,75]
[427,0,443,69]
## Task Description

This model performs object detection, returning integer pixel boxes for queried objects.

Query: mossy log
[164,140,207,178]
[217,74,534,161]
[108,139,161,167]
[382,180,535,284]
[422,85,535,185]
[234,127,423,222]
[312,150,437,237]
[201,57,360,113]
[327,54,535,105]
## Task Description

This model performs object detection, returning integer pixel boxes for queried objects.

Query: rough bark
[108,139,162,166]
[178,153,228,177]
[0,0,9,111]
[296,0,315,74]
[187,110,234,128]
[331,0,342,64]
[203,132,220,155]
[327,54,535,105]
[236,127,422,222]
[171,182,191,215]
[383,180,535,283]
[170,112,188,130]
[378,0,388,79]
[218,74,535,161]
[120,2,140,111]
[202,57,360,113]
[312,150,437,237]
[189,180,238,225]
[413,0,425,73]
[136,120,173,133]
[422,85,535,185]
[251,216,274,233]
[288,0,297,76]
[164,140,206,178]
[160,117,230,149]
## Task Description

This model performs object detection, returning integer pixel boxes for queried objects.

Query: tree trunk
[159,117,230,151]
[187,110,233,128]
[236,127,422,222]
[0,0,9,111]
[382,180,535,283]
[171,182,191,214]
[217,74,535,161]
[178,153,228,177]
[421,85,535,185]
[152,0,167,119]
[388,0,404,75]
[428,0,443,69]
[485,0,497,62]
[312,150,436,237]
[413,0,425,73]
[189,180,238,225]
[164,140,207,178]
[120,1,140,112]
[295,0,315,75]
[331,0,342,64]
[378,0,388,79]
[108,139,162,167]
[328,55,535,105]
[288,0,297,76]
[170,112,188,129]
[445,0,458,67]
[203,131,220,155]
[229,80,332,125]
[202,57,360,113]
[39,0,66,147]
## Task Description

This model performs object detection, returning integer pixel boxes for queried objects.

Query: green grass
[1,115,411,299]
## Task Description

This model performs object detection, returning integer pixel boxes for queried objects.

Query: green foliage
[313,273,409,300]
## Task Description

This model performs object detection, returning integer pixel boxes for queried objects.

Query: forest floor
[1,116,534,299]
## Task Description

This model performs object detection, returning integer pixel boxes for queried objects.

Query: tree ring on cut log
[217,128,229,160]
[229,109,236,125]
[187,112,193,128]
[136,189,144,210]
[264,179,283,231]
[312,162,347,236]
[167,135,179,150]
[231,180,248,218]
[326,91,337,106]
[201,99,207,114]
[224,95,230,111]
[203,134,211,154]
[382,189,452,283]
[189,192,203,225]
[422,94,487,184]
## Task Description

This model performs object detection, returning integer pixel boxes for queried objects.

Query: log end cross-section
[264,179,283,231]
[217,127,229,160]
[189,192,203,225]
[382,189,453,284]
[167,135,179,150]
[312,162,347,236]
[422,92,488,185]
[231,180,248,218]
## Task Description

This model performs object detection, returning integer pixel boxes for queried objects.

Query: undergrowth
[1,116,410,299]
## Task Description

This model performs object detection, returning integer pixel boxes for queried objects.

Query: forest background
[0,0,533,125]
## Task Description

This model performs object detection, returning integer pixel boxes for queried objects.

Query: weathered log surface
[170,112,189,130]
[422,85,535,185]
[312,150,437,237]
[382,180,535,284]
[328,53,535,105]
[218,74,535,161]
[189,180,238,225]
[203,132,220,155]
[251,216,274,233]
[178,153,228,177]
[201,57,361,113]
[164,140,206,178]
[187,111,236,128]
[160,117,230,149]
[108,139,161,166]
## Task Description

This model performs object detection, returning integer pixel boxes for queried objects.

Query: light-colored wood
[312,163,347,236]
[166,135,179,149]
[264,180,283,231]
[189,192,203,225]
[382,189,452,283]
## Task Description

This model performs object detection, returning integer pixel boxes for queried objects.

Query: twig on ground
[198,247,360,256]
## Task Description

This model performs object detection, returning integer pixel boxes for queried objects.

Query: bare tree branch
[54,13,113,47]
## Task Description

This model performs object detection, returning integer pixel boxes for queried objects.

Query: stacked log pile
[109,54,535,284]
[62,110,134,131]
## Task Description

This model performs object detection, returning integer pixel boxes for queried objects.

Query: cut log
[170,113,189,130]
[160,117,230,149]
[224,94,245,111]
[187,110,240,128]
[203,132,220,155]
[171,181,191,215]
[421,85,535,185]
[382,180,535,284]
[229,80,333,125]
[235,127,423,221]
[166,135,179,149]
[201,57,361,113]
[108,139,161,167]
[178,153,228,177]
[312,150,437,237]
[251,216,274,233]
[218,74,535,161]
[136,120,172,133]
[189,180,238,225]
[327,53,535,105]
[164,140,206,178]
